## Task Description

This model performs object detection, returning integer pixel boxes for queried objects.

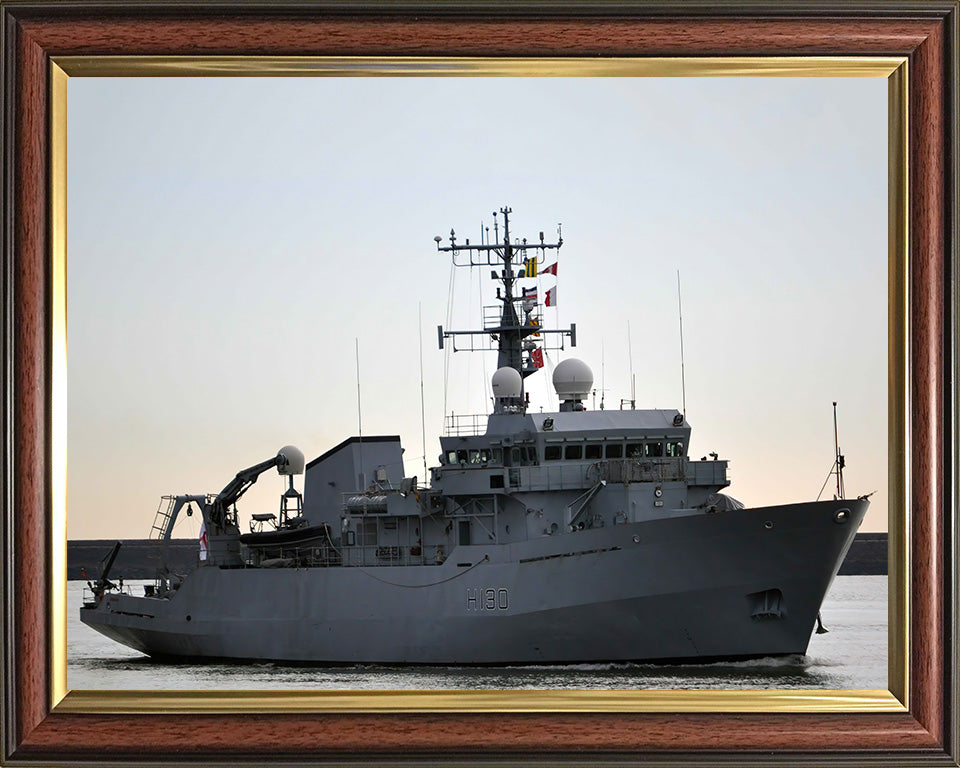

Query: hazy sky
[67,76,888,540]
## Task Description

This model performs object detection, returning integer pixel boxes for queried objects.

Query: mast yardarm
[436,207,576,410]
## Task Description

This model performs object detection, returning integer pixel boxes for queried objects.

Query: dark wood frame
[2,3,957,765]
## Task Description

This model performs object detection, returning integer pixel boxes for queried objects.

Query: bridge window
[469,449,482,464]
[544,445,562,461]
[585,443,602,460]
[666,441,684,457]
[565,444,583,460]
[522,446,538,465]
[645,442,664,458]
[626,443,643,458]
[605,443,623,459]
[491,448,502,464]
[446,451,458,464]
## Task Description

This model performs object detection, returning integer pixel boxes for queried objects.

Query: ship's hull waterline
[81,499,866,664]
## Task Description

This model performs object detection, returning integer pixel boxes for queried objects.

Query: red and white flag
[540,262,558,276]
[530,348,544,369]
[199,522,208,561]
[545,286,557,307]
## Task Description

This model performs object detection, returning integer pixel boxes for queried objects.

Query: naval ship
[81,208,868,664]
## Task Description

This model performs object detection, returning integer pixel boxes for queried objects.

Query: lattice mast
[436,207,576,396]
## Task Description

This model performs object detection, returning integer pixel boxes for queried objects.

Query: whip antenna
[419,303,427,480]
[677,270,687,419]
[356,338,365,489]
[601,341,606,410]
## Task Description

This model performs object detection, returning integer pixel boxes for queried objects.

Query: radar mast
[436,207,576,412]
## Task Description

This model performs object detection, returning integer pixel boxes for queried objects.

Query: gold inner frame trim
[50,61,69,710]
[55,55,904,78]
[58,688,903,715]
[49,55,909,715]
[886,60,910,709]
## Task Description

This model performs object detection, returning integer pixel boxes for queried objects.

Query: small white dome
[553,358,593,400]
[491,366,523,399]
[277,445,305,475]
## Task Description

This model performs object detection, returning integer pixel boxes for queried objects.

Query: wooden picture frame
[2,3,956,765]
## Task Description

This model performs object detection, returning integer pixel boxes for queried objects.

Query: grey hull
[81,499,866,664]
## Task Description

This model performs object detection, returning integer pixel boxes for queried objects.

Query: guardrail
[497,458,728,491]
[444,413,488,436]
[241,543,446,568]
[81,583,138,604]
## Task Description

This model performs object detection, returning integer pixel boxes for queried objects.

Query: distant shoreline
[67,532,889,580]
[836,532,887,575]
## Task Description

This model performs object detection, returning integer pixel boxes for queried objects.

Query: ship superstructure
[80,208,867,664]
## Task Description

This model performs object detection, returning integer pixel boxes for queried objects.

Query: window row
[444,440,684,467]
[446,448,503,465]
[543,440,684,461]
[444,446,538,466]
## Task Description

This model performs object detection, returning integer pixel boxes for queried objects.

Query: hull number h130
[467,587,509,611]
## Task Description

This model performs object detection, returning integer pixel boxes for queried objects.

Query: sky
[66,76,888,541]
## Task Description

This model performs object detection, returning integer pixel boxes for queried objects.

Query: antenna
[627,321,636,410]
[833,401,845,498]
[677,270,687,419]
[356,338,365,490]
[419,303,427,480]
[435,207,572,378]
[600,341,606,410]
[816,401,847,501]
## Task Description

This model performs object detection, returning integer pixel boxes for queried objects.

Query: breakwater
[69,539,199,580]
[836,532,888,575]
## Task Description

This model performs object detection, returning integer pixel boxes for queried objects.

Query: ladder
[150,495,177,540]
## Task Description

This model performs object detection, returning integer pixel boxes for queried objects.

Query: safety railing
[242,542,446,569]
[443,413,488,436]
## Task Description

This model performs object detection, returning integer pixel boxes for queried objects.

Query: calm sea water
[67,575,887,691]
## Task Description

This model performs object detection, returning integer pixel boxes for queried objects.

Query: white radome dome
[277,445,305,475]
[491,366,523,399]
[553,358,593,400]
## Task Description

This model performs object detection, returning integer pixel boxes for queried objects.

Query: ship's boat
[80,208,867,664]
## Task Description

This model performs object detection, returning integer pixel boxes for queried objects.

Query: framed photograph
[2,3,956,766]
